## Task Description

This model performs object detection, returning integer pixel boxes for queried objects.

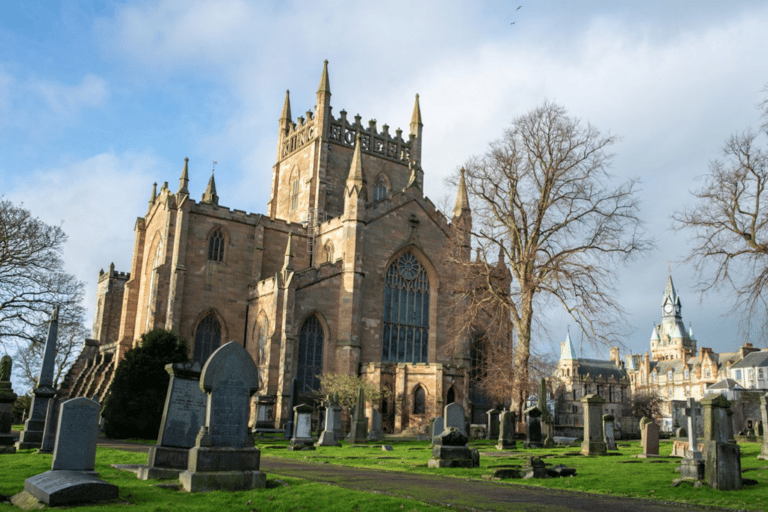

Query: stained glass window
[297,315,324,392]
[194,312,221,364]
[382,253,429,363]
[208,228,224,262]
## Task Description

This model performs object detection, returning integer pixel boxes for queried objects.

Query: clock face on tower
[664,303,673,314]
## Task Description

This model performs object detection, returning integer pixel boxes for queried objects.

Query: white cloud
[31,74,108,116]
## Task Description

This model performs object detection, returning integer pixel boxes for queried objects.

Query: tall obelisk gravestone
[17,306,59,450]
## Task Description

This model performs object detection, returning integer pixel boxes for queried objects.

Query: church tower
[650,274,697,361]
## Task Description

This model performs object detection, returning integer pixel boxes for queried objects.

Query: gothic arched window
[208,228,225,262]
[413,386,426,414]
[446,386,455,404]
[194,312,221,364]
[257,317,269,364]
[382,252,429,363]
[297,315,324,392]
[374,174,388,201]
[290,177,299,211]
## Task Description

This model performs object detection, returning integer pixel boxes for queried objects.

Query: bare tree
[0,199,85,350]
[673,99,768,332]
[626,388,664,421]
[453,102,652,416]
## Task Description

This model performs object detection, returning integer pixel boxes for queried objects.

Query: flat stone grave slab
[24,470,118,506]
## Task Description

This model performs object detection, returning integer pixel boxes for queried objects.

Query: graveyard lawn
[0,448,450,511]
[259,436,768,511]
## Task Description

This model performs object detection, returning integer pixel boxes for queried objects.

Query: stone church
[59,62,476,433]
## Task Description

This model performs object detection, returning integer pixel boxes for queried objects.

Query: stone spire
[280,90,292,123]
[148,182,157,208]
[453,168,471,219]
[410,93,422,131]
[283,232,294,271]
[178,157,189,195]
[201,171,219,205]
[346,132,366,197]
[560,331,575,360]
[661,274,679,307]
[317,60,331,95]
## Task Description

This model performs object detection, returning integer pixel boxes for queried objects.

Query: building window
[290,177,299,211]
[208,228,225,262]
[382,252,430,363]
[668,370,673,381]
[446,386,455,404]
[297,315,324,393]
[686,386,691,396]
[684,368,690,379]
[759,368,765,380]
[735,369,742,380]
[705,368,711,379]
[257,317,269,364]
[669,386,673,397]
[194,312,221,364]
[414,386,426,414]
[374,175,388,201]
[748,369,754,381]
[653,373,658,382]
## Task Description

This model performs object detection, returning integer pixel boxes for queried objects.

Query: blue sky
[3,0,768,367]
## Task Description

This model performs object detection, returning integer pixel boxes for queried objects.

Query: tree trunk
[511,295,533,418]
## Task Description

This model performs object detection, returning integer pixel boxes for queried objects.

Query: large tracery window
[373,175,388,201]
[208,228,225,262]
[297,315,324,393]
[194,312,221,364]
[382,252,429,363]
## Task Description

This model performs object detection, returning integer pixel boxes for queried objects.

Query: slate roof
[731,351,768,369]
[576,359,626,380]
[708,378,743,390]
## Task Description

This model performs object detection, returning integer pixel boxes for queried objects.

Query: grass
[259,436,768,511]
[0,448,451,511]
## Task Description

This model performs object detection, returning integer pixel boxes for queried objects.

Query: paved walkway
[96,438,730,512]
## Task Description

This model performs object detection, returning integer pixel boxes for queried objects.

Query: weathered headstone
[0,355,18,453]
[444,403,466,436]
[431,417,444,438]
[702,394,741,490]
[38,396,60,454]
[284,378,300,440]
[316,403,341,447]
[524,406,543,448]
[180,341,266,492]
[496,410,517,450]
[290,403,316,450]
[254,395,275,429]
[523,456,548,479]
[680,398,704,480]
[348,387,367,444]
[17,307,59,450]
[24,397,118,506]
[139,362,206,480]
[638,419,660,457]
[429,428,473,468]
[759,393,768,460]
[368,409,384,441]
[485,409,500,440]
[602,414,617,451]
[581,394,606,456]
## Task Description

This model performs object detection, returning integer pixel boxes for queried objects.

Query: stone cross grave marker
[680,398,704,480]
[444,403,466,436]
[581,394,606,456]
[180,341,265,492]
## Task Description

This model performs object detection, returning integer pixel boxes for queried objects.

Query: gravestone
[180,341,266,492]
[39,397,60,454]
[290,403,316,450]
[17,307,59,450]
[284,378,300,440]
[760,393,768,460]
[680,397,704,480]
[444,403,466,436]
[602,414,617,451]
[639,419,660,457]
[368,409,384,441]
[523,456,548,479]
[428,428,473,468]
[496,410,517,450]
[0,355,18,453]
[524,406,543,448]
[431,417,444,438]
[348,387,367,444]
[316,403,341,447]
[254,395,275,429]
[485,409,499,440]
[702,394,741,490]
[580,394,606,455]
[24,397,118,506]
[139,362,206,480]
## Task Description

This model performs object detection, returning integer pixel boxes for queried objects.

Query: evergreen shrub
[102,329,188,439]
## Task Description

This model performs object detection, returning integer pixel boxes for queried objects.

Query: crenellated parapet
[328,111,413,165]
[280,111,317,158]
